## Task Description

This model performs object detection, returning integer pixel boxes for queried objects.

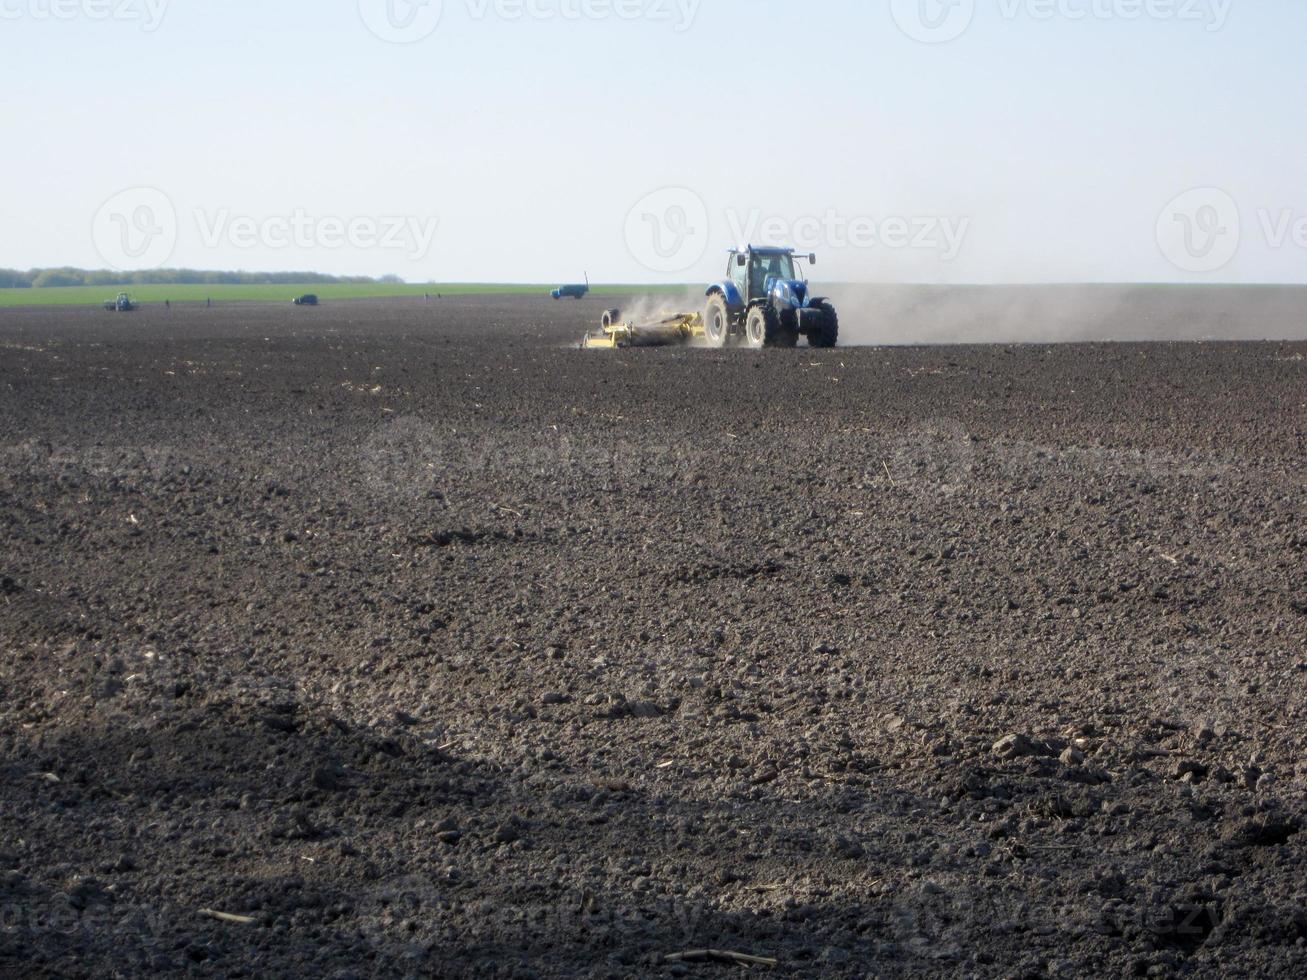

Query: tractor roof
[728,246,798,256]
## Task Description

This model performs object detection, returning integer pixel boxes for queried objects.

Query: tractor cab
[728,248,808,303]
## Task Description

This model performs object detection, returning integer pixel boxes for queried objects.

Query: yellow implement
[581,309,706,349]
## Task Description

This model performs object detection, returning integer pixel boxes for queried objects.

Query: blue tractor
[703,246,838,349]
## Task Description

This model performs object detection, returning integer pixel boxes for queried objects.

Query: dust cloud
[825,284,1307,346]
[604,288,706,327]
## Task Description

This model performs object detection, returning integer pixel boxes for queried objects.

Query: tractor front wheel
[704,294,730,348]
[744,306,773,349]
[746,306,797,349]
[776,309,800,348]
[808,301,839,348]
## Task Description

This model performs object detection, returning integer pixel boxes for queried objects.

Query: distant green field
[0,282,690,308]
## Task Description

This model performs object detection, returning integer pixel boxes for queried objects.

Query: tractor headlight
[772,281,807,309]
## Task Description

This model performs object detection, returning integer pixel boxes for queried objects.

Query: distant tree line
[0,269,406,289]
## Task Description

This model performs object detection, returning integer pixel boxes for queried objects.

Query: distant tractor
[552,275,589,300]
[292,294,319,306]
[704,247,838,349]
[103,292,138,312]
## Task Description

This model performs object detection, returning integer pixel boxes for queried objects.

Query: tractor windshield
[749,253,795,295]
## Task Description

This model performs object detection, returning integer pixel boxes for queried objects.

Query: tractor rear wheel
[704,294,730,348]
[808,301,839,348]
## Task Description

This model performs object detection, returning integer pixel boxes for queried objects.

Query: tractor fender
[706,281,744,310]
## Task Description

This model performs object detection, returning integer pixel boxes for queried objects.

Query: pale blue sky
[2,0,1303,283]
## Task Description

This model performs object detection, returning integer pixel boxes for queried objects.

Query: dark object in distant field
[293,294,319,307]
[103,292,138,312]
[552,275,589,300]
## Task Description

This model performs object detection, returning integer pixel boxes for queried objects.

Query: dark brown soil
[1,295,1305,978]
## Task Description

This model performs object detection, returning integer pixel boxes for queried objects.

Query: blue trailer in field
[552,275,589,300]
